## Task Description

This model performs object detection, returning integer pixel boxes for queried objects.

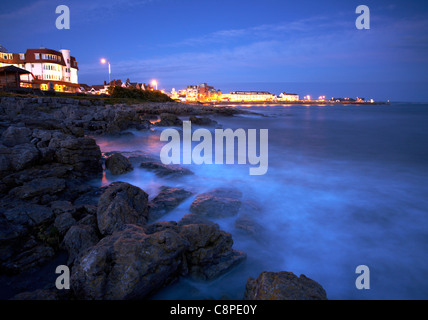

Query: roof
[70,56,79,70]
[0,65,31,74]
[109,79,123,86]
[24,49,67,67]
[90,85,106,90]
[79,84,91,90]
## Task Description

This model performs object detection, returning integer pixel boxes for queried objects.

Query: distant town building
[178,83,222,102]
[88,84,108,95]
[83,79,156,95]
[222,91,276,102]
[185,85,199,101]
[0,47,79,92]
[278,92,300,101]
[197,83,222,102]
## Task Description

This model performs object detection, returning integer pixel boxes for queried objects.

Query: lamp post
[151,80,158,91]
[101,58,111,85]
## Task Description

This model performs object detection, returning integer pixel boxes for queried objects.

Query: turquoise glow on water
[96,103,428,300]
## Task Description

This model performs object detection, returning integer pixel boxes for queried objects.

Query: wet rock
[234,214,263,236]
[1,126,32,147]
[62,224,100,265]
[77,213,97,226]
[11,288,63,300]
[140,161,193,178]
[105,153,133,175]
[154,113,183,127]
[0,213,25,242]
[244,271,328,300]
[179,224,246,280]
[2,245,55,273]
[3,204,54,231]
[71,224,187,300]
[190,188,242,218]
[144,221,180,235]
[54,212,77,235]
[9,177,66,200]
[53,137,102,178]
[31,129,52,142]
[50,200,76,217]
[235,201,265,237]
[149,187,193,221]
[73,186,106,207]
[96,182,149,236]
[178,213,219,228]
[189,116,218,126]
[11,143,40,171]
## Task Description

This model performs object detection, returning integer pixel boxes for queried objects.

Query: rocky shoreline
[0,96,327,300]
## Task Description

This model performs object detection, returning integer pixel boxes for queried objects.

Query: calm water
[96,103,428,300]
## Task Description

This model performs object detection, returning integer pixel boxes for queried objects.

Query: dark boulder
[154,113,183,127]
[140,161,193,178]
[9,177,66,200]
[190,188,242,218]
[1,126,32,147]
[178,213,219,228]
[244,271,328,300]
[179,223,246,280]
[96,182,149,236]
[62,224,100,265]
[71,224,188,300]
[189,116,218,127]
[149,187,193,221]
[105,153,133,175]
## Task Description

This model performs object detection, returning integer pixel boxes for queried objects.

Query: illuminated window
[35,53,40,59]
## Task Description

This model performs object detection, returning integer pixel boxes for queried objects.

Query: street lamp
[101,58,111,84]
[151,80,158,91]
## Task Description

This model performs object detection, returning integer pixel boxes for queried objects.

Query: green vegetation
[107,86,173,102]
[0,86,175,104]
[35,224,61,250]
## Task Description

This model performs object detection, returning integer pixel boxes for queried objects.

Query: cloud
[166,16,336,48]
[76,8,428,85]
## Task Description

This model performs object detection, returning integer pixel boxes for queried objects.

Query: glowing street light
[101,58,111,84]
[151,80,158,91]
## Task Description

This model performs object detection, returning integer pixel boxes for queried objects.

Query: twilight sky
[1,0,428,101]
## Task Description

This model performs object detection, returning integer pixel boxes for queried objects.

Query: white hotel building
[221,91,277,102]
[0,47,79,92]
[278,92,300,101]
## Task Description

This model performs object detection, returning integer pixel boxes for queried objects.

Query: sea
[95,102,428,300]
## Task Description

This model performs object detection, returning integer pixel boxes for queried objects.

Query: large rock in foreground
[71,224,188,300]
[71,216,247,299]
[96,182,149,235]
[244,271,328,300]
[178,223,246,280]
